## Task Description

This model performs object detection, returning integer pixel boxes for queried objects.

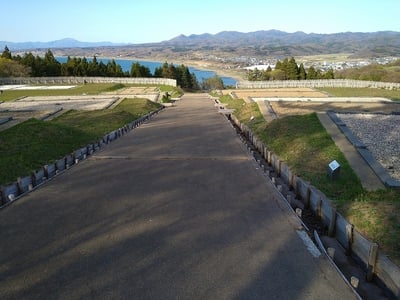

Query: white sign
[329,160,340,171]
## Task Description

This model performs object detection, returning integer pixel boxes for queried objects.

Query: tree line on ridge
[0,47,199,89]
[247,57,334,81]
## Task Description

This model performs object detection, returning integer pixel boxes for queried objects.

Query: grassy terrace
[219,90,400,265]
[0,83,118,101]
[0,83,165,185]
[318,87,400,101]
[0,83,183,101]
[0,98,161,184]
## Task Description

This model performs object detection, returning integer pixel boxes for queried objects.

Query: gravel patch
[336,113,400,181]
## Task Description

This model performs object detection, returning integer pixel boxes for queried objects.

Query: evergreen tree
[275,60,283,72]
[130,62,151,77]
[87,56,100,76]
[261,70,270,81]
[20,52,36,76]
[307,66,318,79]
[247,68,262,81]
[43,50,61,76]
[106,59,124,77]
[286,57,299,80]
[270,69,285,80]
[1,46,12,60]
[179,65,193,88]
[324,68,335,79]
[98,61,107,76]
[299,63,307,80]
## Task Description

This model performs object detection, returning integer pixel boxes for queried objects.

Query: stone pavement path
[0,94,356,299]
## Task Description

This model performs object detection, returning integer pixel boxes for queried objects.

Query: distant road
[0,94,356,299]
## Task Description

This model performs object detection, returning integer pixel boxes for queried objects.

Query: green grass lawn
[0,83,183,102]
[0,83,122,101]
[220,93,400,264]
[318,87,400,101]
[0,98,161,185]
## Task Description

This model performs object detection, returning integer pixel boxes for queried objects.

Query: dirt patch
[224,88,328,99]
[105,86,159,95]
[271,101,400,117]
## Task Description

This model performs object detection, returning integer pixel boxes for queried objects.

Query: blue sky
[2,0,399,43]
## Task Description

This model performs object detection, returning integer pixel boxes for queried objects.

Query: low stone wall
[237,79,400,89]
[0,77,177,87]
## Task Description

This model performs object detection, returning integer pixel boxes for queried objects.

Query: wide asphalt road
[0,94,356,299]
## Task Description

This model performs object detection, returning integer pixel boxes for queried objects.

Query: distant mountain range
[0,38,126,50]
[2,30,400,58]
[162,30,400,57]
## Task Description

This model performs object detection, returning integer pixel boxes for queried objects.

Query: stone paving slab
[0,85,76,90]
[0,94,356,299]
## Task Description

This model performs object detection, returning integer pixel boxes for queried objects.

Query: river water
[56,57,237,86]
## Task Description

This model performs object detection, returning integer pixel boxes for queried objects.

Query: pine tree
[287,57,299,80]
[1,46,12,60]
[43,50,61,76]
[87,56,100,76]
[299,63,307,80]
[130,62,151,77]
[324,68,335,79]
[307,66,318,79]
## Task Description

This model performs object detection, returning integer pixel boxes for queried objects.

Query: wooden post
[328,208,337,237]
[366,243,379,282]
[316,197,322,219]
[289,173,294,190]
[305,187,311,209]
[263,147,268,161]
[277,159,282,177]
[346,224,354,256]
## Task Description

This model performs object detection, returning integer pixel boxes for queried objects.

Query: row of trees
[247,57,334,81]
[154,63,199,90]
[0,47,200,89]
[335,60,400,83]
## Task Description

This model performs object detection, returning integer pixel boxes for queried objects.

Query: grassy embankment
[218,88,400,264]
[0,83,167,185]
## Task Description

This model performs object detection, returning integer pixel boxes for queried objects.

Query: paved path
[0,94,356,299]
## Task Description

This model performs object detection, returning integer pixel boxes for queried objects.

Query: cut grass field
[0,83,182,101]
[0,98,161,185]
[317,87,400,101]
[219,93,400,265]
[0,83,119,101]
